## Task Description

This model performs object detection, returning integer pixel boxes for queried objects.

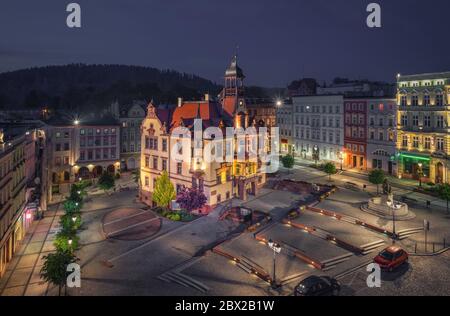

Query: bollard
[444,238,446,249]
[414,243,417,253]
[433,242,435,253]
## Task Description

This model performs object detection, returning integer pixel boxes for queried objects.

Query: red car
[374,246,409,272]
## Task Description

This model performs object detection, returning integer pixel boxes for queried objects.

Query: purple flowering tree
[176,187,207,213]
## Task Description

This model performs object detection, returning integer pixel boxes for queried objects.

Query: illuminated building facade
[344,98,368,170]
[0,131,27,278]
[46,118,120,202]
[292,95,344,165]
[140,56,268,209]
[396,72,450,183]
[366,98,397,174]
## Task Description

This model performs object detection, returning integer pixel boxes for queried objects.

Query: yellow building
[396,72,450,183]
[0,131,27,278]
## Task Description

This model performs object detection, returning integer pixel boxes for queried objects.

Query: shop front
[398,153,430,182]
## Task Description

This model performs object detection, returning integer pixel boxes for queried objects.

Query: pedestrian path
[0,204,62,296]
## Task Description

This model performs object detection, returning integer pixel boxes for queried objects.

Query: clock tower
[221,55,247,126]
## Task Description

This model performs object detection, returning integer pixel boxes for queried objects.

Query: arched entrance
[78,167,90,179]
[435,162,444,184]
[127,157,136,170]
[107,165,115,174]
[93,166,103,178]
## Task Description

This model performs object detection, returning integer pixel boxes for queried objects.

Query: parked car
[294,276,340,296]
[374,246,409,272]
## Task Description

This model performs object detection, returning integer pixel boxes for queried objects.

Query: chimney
[204,94,210,101]
[178,97,183,107]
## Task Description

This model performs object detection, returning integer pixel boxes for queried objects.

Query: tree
[54,232,79,253]
[438,184,450,214]
[40,251,77,296]
[176,187,208,213]
[323,163,337,181]
[63,199,82,215]
[152,171,176,207]
[368,169,386,195]
[98,172,115,192]
[281,155,295,173]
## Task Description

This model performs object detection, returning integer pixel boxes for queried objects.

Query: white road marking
[104,210,149,226]
[107,217,160,237]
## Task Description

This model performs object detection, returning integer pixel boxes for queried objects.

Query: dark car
[294,275,340,296]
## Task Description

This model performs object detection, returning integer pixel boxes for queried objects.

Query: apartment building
[0,131,27,278]
[366,98,397,175]
[292,95,344,165]
[396,72,450,183]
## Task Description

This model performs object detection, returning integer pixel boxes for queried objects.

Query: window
[153,157,158,170]
[424,115,431,127]
[437,138,444,151]
[177,162,182,175]
[436,93,444,106]
[424,137,431,150]
[400,95,407,106]
[145,177,149,187]
[145,156,149,168]
[412,95,419,106]
[423,94,430,106]
[401,115,408,126]
[162,139,167,152]
[437,116,444,128]
[413,136,419,148]
[80,129,85,135]
[162,159,167,171]
[55,143,61,152]
[79,151,85,161]
[379,118,383,127]
[402,135,408,147]
[412,116,419,126]
[379,132,384,141]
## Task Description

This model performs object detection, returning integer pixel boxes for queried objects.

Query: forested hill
[0,64,283,113]
[0,64,222,112]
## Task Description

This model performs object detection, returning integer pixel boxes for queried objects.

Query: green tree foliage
[368,169,386,195]
[54,232,79,253]
[281,155,295,173]
[63,199,82,215]
[98,172,115,192]
[152,171,176,207]
[40,251,78,296]
[323,163,337,181]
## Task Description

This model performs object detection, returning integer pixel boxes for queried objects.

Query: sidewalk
[0,203,63,296]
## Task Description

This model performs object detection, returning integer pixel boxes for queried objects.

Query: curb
[409,247,450,257]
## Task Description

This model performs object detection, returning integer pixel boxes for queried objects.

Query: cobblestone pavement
[339,251,450,296]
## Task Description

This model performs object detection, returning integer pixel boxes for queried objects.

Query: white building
[276,99,294,155]
[293,95,344,164]
[367,98,398,175]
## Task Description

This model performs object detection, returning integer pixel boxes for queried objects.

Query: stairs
[321,253,353,271]
[360,239,386,255]
[397,227,423,240]
[157,257,210,294]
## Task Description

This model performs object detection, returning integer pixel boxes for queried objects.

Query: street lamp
[74,120,80,125]
[339,151,344,171]
[387,200,401,244]
[72,216,77,223]
[267,239,281,289]
[417,163,423,187]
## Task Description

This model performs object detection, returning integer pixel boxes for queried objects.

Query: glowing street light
[276,100,282,107]
[72,216,77,223]
[267,239,281,289]
[74,120,80,125]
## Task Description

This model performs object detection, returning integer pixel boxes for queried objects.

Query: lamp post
[417,163,423,187]
[339,151,344,171]
[387,200,401,244]
[267,239,281,289]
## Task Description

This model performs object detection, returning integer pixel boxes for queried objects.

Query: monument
[362,180,412,219]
